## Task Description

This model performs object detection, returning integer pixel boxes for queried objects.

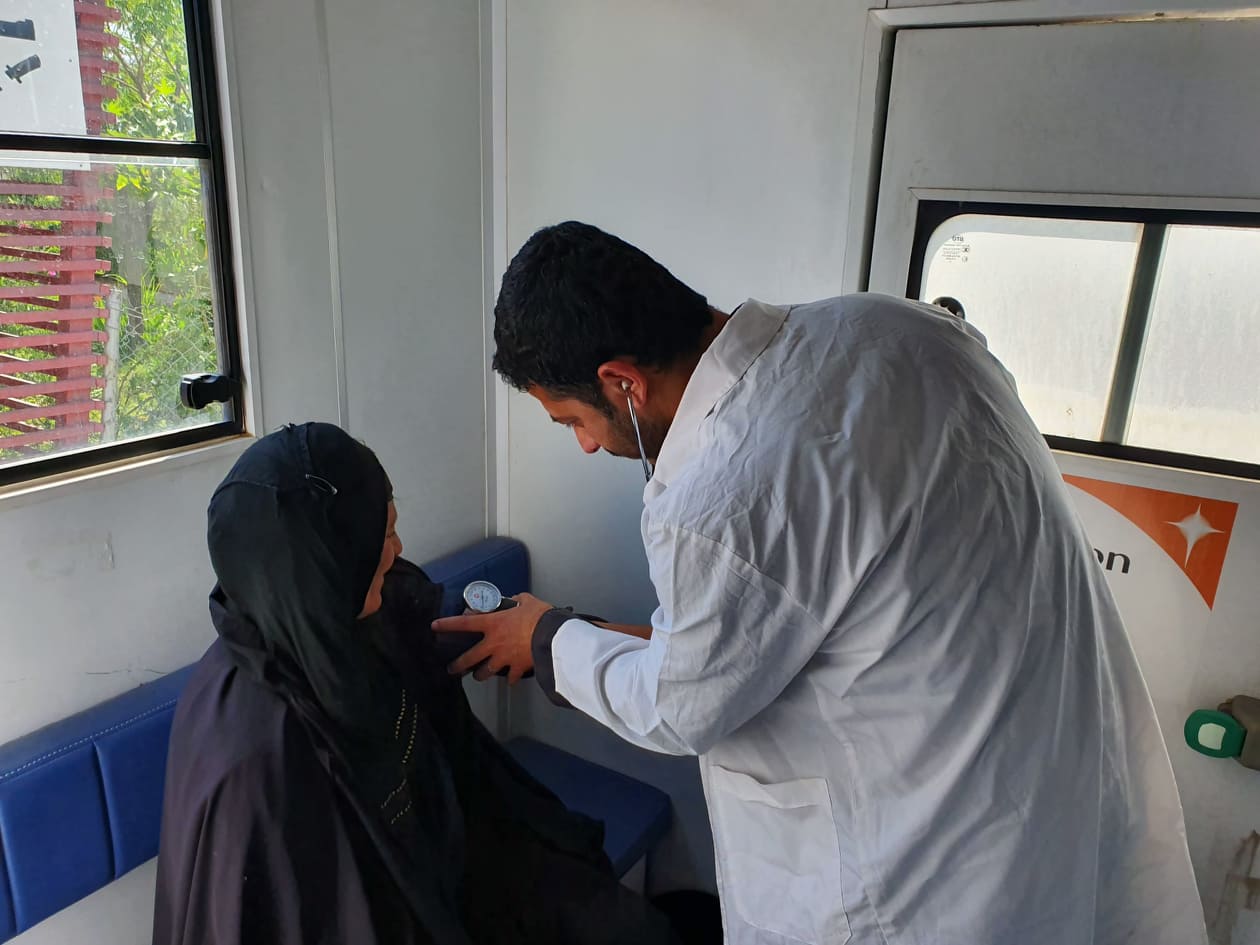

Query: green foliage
[0,0,214,462]
[99,0,217,441]
[102,0,195,142]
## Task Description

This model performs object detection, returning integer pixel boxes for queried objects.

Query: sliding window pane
[1127,225,1260,465]
[921,215,1139,440]
[0,0,194,140]
[0,152,222,470]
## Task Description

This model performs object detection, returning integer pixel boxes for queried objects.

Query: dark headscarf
[206,422,469,944]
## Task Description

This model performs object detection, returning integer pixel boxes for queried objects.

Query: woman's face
[359,501,402,618]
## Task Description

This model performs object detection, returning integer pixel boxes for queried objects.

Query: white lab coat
[547,295,1206,945]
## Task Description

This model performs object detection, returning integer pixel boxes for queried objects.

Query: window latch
[179,373,238,411]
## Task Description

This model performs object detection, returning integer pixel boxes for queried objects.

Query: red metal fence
[0,0,119,457]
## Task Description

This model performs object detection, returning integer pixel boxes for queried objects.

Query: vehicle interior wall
[867,19,1260,940]
[493,0,1260,898]
[496,0,876,892]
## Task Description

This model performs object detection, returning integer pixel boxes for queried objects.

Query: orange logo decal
[1064,476,1238,608]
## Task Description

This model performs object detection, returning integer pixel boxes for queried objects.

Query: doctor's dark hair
[492,221,711,407]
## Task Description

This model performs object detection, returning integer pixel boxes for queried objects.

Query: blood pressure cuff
[433,630,534,679]
[433,598,536,679]
[532,608,605,708]
[433,604,603,689]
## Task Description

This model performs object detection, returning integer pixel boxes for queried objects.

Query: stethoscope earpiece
[622,382,653,483]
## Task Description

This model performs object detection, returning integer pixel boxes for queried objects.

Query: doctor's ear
[596,362,645,401]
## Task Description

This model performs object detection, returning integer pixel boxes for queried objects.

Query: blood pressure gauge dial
[463,580,508,614]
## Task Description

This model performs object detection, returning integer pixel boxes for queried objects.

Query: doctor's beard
[603,398,670,464]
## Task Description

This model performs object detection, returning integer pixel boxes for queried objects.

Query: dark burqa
[153,423,680,945]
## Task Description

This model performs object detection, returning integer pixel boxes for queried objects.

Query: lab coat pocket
[709,765,851,945]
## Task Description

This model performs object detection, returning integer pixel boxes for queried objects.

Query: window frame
[0,0,242,487]
[908,200,1260,482]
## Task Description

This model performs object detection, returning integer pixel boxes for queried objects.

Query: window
[911,203,1260,479]
[0,0,238,485]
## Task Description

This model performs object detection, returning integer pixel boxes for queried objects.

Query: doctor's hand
[432,593,554,684]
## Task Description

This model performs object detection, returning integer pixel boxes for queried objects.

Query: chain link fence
[102,287,221,442]
[0,287,219,463]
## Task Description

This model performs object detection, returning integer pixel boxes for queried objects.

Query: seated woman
[153,422,681,945]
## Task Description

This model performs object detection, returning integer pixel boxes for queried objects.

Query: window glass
[918,209,1260,474]
[1128,226,1260,465]
[0,0,194,140]
[921,215,1139,440]
[0,0,235,480]
[0,153,220,466]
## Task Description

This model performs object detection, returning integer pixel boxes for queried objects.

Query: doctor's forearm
[546,620,700,756]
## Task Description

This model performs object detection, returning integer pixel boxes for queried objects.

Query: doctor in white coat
[435,221,1207,945]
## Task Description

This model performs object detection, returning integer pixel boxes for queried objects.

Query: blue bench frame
[0,538,670,941]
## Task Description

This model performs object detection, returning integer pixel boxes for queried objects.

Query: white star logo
[1168,506,1223,566]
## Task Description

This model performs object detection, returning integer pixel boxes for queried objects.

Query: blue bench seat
[507,737,672,878]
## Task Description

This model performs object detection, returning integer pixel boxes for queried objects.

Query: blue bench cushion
[0,841,10,942]
[423,536,530,617]
[506,738,672,878]
[0,666,193,935]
